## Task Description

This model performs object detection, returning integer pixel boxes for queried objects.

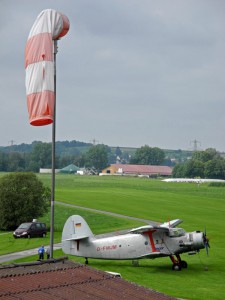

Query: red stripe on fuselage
[146,230,157,252]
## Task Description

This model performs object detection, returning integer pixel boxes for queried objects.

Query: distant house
[39,168,60,174]
[101,164,172,177]
[60,164,80,174]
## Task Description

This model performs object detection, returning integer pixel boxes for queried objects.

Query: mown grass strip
[1,174,225,300]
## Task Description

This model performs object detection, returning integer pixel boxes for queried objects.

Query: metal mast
[50,40,58,259]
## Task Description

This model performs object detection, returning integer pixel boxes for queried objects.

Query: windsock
[25,9,69,126]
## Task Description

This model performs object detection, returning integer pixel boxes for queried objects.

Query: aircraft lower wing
[138,251,163,259]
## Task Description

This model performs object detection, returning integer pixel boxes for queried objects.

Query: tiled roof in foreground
[0,258,177,300]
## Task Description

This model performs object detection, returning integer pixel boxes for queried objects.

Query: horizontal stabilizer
[63,234,90,241]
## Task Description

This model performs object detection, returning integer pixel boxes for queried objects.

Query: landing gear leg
[169,255,188,270]
[85,257,88,265]
[176,254,188,269]
[170,255,181,271]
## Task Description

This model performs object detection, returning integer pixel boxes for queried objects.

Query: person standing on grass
[38,245,45,260]
[46,247,50,259]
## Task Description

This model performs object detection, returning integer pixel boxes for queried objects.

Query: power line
[8,140,16,146]
[91,138,99,146]
[190,139,201,151]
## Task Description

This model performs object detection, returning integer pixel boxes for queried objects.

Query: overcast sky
[1,0,225,151]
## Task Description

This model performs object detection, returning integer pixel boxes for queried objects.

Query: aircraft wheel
[172,264,181,271]
[180,260,188,269]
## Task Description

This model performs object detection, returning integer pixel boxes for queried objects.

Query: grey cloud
[0,0,225,151]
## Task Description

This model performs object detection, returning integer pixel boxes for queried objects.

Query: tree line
[0,141,225,179]
[1,141,224,178]
[172,148,225,179]
[0,142,166,173]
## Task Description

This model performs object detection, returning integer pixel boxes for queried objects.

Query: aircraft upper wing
[130,225,169,234]
[130,219,183,234]
[160,219,183,228]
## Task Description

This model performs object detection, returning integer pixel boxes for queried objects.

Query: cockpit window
[168,228,185,237]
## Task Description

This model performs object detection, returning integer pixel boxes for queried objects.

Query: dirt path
[56,201,159,226]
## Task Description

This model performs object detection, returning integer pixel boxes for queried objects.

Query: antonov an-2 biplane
[62,215,209,271]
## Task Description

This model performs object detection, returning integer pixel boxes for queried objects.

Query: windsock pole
[50,40,58,259]
[25,9,70,259]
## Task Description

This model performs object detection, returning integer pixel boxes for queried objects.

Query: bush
[0,173,50,230]
[208,182,225,187]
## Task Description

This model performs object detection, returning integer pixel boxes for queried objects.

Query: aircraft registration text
[97,245,117,251]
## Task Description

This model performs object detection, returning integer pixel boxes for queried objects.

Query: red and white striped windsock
[25,9,70,126]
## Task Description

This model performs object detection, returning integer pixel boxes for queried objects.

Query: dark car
[13,221,47,238]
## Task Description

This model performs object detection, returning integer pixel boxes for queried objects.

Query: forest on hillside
[1,140,224,179]
[0,140,179,172]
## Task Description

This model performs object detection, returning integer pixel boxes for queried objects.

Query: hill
[0,140,193,162]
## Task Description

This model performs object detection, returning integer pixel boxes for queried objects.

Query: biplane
[62,215,209,270]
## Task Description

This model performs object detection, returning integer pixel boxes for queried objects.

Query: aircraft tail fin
[62,215,94,256]
[62,215,94,242]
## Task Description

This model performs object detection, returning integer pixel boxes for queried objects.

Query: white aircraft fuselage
[62,215,208,270]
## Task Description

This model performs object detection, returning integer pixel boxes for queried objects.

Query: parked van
[13,221,47,238]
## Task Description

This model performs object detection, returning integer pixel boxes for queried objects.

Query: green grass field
[1,174,225,299]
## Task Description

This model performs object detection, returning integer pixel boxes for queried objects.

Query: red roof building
[0,258,176,299]
[102,164,172,177]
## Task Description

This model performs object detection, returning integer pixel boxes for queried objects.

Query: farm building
[0,258,176,299]
[101,164,172,177]
[60,164,80,174]
[39,168,60,174]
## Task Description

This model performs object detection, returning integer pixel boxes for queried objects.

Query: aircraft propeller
[203,227,210,256]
